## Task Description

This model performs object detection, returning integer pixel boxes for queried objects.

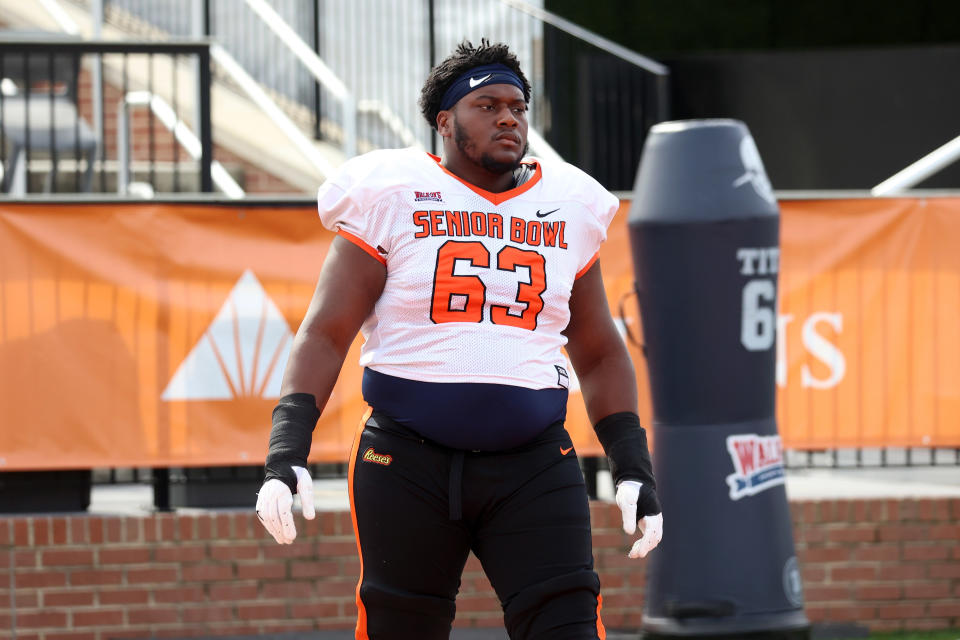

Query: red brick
[73,609,124,626]
[51,517,68,545]
[903,582,950,599]
[1,590,39,608]
[826,526,877,543]
[100,588,149,605]
[15,570,67,588]
[33,518,50,545]
[154,545,205,563]
[104,518,122,543]
[917,498,950,520]
[71,569,123,585]
[877,602,926,619]
[13,519,30,545]
[798,547,850,563]
[238,603,287,620]
[313,580,357,598]
[829,566,876,581]
[316,540,358,556]
[928,563,960,578]
[802,566,826,583]
[178,517,195,541]
[929,602,960,617]
[126,567,179,584]
[263,541,315,559]
[261,581,314,599]
[805,585,852,602]
[196,516,213,539]
[217,513,232,537]
[209,583,259,601]
[877,524,928,542]
[154,586,205,603]
[42,549,93,566]
[235,563,285,580]
[128,608,180,623]
[0,518,10,544]
[17,611,67,628]
[825,605,879,622]
[851,545,900,562]
[289,601,342,619]
[291,560,340,578]
[87,517,104,544]
[852,500,883,522]
[182,565,233,581]
[340,559,361,579]
[929,524,960,539]
[158,515,177,541]
[47,633,97,640]
[99,547,151,564]
[856,584,901,600]
[183,605,234,623]
[902,544,949,561]
[68,518,87,544]
[878,564,925,580]
[120,517,146,544]
[44,589,94,606]
[210,544,260,561]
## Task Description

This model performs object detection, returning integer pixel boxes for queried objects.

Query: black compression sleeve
[264,393,320,493]
[593,411,656,489]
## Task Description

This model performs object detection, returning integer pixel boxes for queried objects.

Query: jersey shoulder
[321,147,434,204]
[530,157,620,226]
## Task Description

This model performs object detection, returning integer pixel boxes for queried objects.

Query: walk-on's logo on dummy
[161,270,293,400]
[732,135,776,206]
[725,434,786,500]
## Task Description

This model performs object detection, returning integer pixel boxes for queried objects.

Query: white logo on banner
[162,270,293,401]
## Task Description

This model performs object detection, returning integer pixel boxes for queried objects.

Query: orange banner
[1,197,958,470]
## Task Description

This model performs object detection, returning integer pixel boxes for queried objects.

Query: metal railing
[872,133,960,194]
[0,37,213,195]
[118,90,242,197]
[84,0,670,190]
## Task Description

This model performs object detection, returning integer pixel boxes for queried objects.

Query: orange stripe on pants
[349,406,374,640]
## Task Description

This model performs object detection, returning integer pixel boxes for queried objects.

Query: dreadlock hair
[419,39,532,131]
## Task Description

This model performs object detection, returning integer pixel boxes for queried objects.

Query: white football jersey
[317,147,619,390]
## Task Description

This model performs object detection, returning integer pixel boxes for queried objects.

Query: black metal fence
[0,35,212,195]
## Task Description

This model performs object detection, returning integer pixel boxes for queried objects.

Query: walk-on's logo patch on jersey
[161,270,293,401]
[414,190,443,202]
[725,433,785,500]
[362,447,393,466]
[555,365,570,389]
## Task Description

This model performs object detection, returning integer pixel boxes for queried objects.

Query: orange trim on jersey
[576,252,599,280]
[428,152,542,206]
[338,229,387,266]
[596,593,606,640]
[349,406,375,640]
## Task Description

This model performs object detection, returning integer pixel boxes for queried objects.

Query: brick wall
[1,497,958,638]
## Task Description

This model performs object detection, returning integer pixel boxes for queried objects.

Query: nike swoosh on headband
[469,73,493,88]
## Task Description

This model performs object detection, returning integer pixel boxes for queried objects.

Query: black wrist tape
[593,411,656,489]
[264,393,320,494]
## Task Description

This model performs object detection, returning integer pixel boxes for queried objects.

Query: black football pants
[347,408,606,640]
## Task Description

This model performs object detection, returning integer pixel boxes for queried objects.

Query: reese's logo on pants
[362,447,393,466]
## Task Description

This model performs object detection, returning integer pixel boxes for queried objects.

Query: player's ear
[436,110,453,138]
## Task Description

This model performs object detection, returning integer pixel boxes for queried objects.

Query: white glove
[615,480,664,559]
[255,465,315,544]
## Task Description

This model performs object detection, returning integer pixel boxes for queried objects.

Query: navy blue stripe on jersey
[362,368,567,451]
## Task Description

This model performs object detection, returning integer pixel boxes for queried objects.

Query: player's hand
[615,480,663,559]
[255,465,315,544]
